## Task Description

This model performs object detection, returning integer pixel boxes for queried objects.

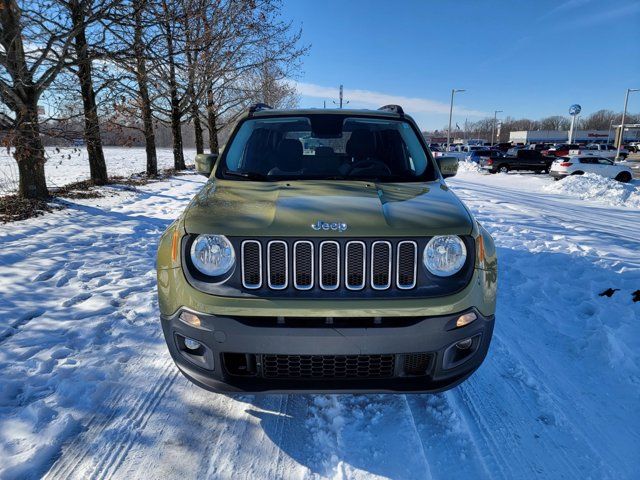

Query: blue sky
[282,0,640,130]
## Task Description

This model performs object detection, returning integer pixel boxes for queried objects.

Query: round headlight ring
[423,235,467,277]
[190,234,236,278]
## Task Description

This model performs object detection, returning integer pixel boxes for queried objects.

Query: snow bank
[543,172,640,208]
[456,160,481,173]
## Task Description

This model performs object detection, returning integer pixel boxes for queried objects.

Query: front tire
[615,172,632,183]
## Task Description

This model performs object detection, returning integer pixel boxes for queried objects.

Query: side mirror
[195,153,218,177]
[436,156,458,178]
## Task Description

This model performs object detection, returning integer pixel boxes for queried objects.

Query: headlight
[423,235,467,277]
[190,234,235,277]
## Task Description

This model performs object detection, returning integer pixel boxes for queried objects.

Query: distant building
[509,129,640,144]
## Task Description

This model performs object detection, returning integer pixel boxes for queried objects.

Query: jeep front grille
[267,241,287,289]
[241,238,419,291]
[241,241,262,289]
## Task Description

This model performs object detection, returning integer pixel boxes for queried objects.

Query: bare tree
[581,109,619,131]
[0,0,78,198]
[538,115,570,131]
[63,0,121,185]
[158,0,186,169]
[132,0,157,174]
[105,0,160,175]
[197,0,308,153]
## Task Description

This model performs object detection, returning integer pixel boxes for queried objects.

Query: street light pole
[491,110,503,146]
[447,89,465,150]
[616,88,639,160]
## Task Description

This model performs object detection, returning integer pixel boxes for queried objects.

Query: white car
[581,143,628,159]
[549,155,633,182]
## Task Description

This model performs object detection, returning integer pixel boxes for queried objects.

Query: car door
[515,150,530,170]
[596,157,616,178]
[577,157,596,174]
[522,150,541,170]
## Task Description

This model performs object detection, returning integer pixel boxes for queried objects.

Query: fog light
[456,312,477,328]
[180,311,201,328]
[184,337,201,351]
[456,338,473,350]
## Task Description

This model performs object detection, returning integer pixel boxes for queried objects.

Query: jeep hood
[183,180,473,237]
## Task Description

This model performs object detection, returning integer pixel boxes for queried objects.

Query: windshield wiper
[222,170,268,181]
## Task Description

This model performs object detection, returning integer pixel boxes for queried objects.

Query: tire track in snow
[93,364,180,480]
[452,336,612,479]
[43,358,179,480]
[453,176,636,478]
[305,394,434,479]
[404,393,491,479]
[198,394,299,479]
[401,395,434,480]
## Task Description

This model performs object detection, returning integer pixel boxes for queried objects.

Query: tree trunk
[15,99,48,199]
[206,86,219,153]
[186,49,203,154]
[192,106,203,154]
[162,4,185,170]
[133,0,157,176]
[70,1,108,185]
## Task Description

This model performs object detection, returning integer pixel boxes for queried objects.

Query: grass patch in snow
[543,172,640,208]
[0,195,58,223]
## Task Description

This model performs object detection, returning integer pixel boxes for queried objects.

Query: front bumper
[161,309,494,393]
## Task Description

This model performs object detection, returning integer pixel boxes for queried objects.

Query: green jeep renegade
[156,104,497,393]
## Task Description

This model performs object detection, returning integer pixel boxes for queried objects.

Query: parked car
[543,144,580,157]
[626,142,640,153]
[506,146,524,156]
[527,143,552,151]
[156,104,497,393]
[466,149,504,163]
[480,149,554,174]
[494,142,513,152]
[549,156,633,182]
[583,143,628,159]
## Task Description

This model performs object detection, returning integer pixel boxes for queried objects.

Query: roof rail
[378,104,404,116]
[248,103,273,116]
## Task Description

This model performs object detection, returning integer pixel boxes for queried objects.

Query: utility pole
[447,89,465,150]
[333,85,349,109]
[491,110,503,146]
[617,88,639,160]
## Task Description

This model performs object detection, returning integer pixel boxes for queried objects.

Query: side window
[597,158,612,165]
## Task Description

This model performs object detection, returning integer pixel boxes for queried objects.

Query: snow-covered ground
[1,154,639,479]
[0,147,197,194]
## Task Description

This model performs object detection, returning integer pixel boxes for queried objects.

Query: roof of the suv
[246,107,412,121]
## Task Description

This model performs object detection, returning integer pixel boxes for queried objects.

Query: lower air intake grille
[402,353,432,376]
[262,354,396,379]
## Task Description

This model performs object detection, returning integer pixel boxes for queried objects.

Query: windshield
[217,115,436,182]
